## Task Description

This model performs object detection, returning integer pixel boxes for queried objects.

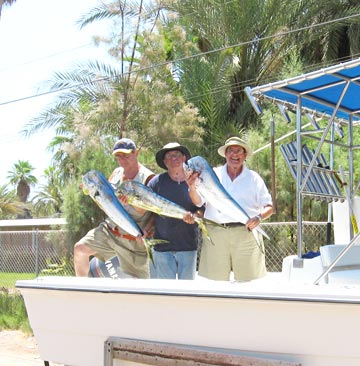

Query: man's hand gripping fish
[82,170,164,263]
[117,180,217,244]
[184,156,270,249]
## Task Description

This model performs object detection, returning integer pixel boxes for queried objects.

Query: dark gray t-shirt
[148,173,199,252]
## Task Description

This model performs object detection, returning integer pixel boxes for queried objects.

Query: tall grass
[0,272,36,289]
[0,289,32,333]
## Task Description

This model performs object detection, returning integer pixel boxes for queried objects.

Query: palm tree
[296,0,360,64]
[32,166,64,217]
[0,0,17,16]
[165,0,360,136]
[22,1,204,155]
[0,184,27,219]
[7,160,37,218]
[159,0,301,159]
[22,0,162,139]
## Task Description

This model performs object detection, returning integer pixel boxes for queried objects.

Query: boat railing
[314,232,360,285]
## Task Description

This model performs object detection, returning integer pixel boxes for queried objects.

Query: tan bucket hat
[217,137,253,158]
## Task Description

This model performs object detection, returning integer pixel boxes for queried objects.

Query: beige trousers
[199,224,266,281]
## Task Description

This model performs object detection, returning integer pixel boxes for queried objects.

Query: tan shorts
[78,222,149,278]
[198,224,266,281]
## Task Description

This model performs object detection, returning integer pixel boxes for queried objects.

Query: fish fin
[252,230,265,255]
[127,197,149,211]
[256,226,270,241]
[142,238,169,265]
[150,239,169,245]
[196,219,215,245]
[127,197,163,215]
[142,238,155,265]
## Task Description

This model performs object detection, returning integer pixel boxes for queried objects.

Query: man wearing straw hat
[188,136,273,281]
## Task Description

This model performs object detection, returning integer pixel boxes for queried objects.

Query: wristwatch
[255,214,262,222]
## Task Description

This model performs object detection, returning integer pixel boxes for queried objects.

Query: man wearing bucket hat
[187,136,273,281]
[147,142,201,280]
[74,137,155,279]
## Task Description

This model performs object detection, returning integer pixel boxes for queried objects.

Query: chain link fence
[0,221,333,290]
[264,221,333,271]
[0,229,73,289]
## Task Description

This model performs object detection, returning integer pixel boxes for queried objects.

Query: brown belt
[107,224,137,241]
[220,222,245,228]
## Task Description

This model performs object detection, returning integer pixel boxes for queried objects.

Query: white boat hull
[17,275,360,366]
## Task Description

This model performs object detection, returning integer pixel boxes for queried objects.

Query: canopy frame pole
[296,96,303,261]
[348,114,355,238]
[295,81,350,262]
[299,81,350,194]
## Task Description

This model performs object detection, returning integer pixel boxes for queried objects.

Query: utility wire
[0,43,94,73]
[181,52,360,105]
[1,12,360,108]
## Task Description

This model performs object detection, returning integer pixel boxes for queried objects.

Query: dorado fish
[117,180,217,243]
[82,170,162,262]
[184,156,270,242]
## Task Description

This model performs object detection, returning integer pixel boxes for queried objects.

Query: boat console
[283,244,360,285]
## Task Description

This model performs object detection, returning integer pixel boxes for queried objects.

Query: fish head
[116,181,143,204]
[183,157,198,177]
[117,180,134,195]
[82,170,107,197]
[184,156,208,177]
[183,161,192,178]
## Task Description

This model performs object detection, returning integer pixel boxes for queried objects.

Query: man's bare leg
[74,242,97,276]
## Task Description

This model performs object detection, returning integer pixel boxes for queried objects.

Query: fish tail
[256,226,270,241]
[142,238,155,265]
[252,230,265,255]
[142,238,169,265]
[196,219,215,245]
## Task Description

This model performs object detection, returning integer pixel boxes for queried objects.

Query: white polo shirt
[203,164,272,224]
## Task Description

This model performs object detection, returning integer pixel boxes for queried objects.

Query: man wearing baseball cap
[187,136,273,281]
[74,137,155,279]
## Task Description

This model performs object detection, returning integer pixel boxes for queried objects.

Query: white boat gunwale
[16,276,360,304]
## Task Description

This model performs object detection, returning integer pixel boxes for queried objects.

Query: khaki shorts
[198,224,266,281]
[78,222,149,278]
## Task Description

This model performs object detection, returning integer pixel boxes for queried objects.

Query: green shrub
[0,289,31,333]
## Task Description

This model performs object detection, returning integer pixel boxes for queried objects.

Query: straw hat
[217,137,253,158]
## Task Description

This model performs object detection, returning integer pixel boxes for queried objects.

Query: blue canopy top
[246,58,360,122]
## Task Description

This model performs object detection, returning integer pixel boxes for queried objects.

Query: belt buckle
[106,220,118,232]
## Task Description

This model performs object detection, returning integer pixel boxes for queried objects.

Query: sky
[0,0,113,189]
